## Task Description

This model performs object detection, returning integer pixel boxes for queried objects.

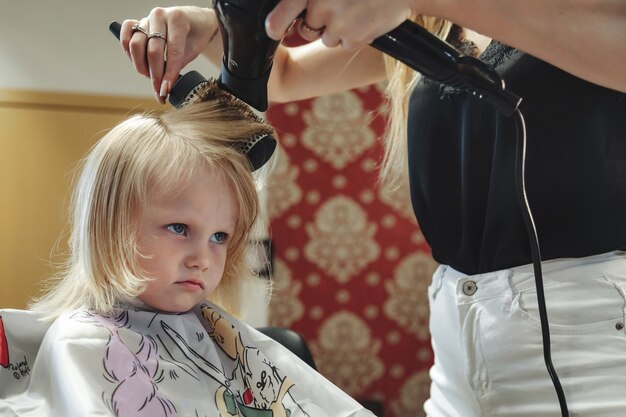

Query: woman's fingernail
[160,80,169,97]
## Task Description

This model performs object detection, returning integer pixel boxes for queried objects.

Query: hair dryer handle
[214,0,281,111]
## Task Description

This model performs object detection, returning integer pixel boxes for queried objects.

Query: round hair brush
[108,21,276,172]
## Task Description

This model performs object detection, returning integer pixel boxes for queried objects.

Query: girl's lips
[176,279,204,290]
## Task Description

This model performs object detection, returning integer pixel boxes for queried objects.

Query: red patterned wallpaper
[265,38,437,417]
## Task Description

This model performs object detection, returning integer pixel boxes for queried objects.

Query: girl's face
[136,165,238,313]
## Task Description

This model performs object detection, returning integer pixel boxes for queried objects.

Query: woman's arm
[427,0,626,92]
[265,42,387,103]
[267,0,626,93]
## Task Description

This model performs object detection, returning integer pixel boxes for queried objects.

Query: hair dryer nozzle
[218,64,272,112]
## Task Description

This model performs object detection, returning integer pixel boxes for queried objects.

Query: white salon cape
[0,302,374,417]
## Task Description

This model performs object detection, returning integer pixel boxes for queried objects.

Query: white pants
[425,251,626,417]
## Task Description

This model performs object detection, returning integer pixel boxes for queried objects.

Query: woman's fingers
[268,0,411,50]
[147,8,168,102]
[119,19,137,58]
[265,0,307,40]
[119,7,215,104]
[127,17,151,79]
[160,8,195,101]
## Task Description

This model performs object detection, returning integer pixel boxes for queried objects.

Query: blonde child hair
[31,98,274,319]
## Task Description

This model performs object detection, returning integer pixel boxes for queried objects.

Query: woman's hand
[265,0,415,50]
[119,6,219,103]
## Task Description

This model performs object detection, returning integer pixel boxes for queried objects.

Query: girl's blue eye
[210,232,229,244]
[167,224,187,235]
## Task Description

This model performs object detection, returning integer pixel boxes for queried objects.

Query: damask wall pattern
[266,72,437,416]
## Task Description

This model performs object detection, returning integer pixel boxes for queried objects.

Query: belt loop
[502,270,515,314]
[430,265,447,301]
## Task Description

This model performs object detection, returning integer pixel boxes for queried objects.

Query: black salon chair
[256,326,317,371]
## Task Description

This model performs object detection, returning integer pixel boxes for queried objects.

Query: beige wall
[0,89,158,308]
[0,0,215,96]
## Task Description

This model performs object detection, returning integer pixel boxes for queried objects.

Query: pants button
[462,280,478,296]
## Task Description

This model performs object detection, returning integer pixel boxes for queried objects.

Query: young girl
[0,88,375,417]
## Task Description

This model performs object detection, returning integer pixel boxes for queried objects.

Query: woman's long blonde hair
[380,16,453,187]
[31,99,274,319]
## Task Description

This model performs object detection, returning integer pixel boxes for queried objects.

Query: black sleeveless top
[407,42,626,275]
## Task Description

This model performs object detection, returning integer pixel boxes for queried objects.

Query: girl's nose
[185,242,210,271]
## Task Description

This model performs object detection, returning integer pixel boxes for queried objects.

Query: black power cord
[513,109,569,417]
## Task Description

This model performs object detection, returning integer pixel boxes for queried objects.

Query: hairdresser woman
[119,1,626,416]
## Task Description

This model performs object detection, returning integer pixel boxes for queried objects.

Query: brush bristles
[174,78,276,170]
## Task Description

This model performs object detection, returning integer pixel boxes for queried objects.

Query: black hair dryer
[212,0,521,116]
[213,0,280,112]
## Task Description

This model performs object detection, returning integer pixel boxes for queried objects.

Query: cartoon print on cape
[161,303,310,417]
[76,310,177,417]
[72,304,310,417]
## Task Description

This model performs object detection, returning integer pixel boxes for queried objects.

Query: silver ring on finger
[131,24,149,36]
[147,31,166,41]
[301,21,324,35]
